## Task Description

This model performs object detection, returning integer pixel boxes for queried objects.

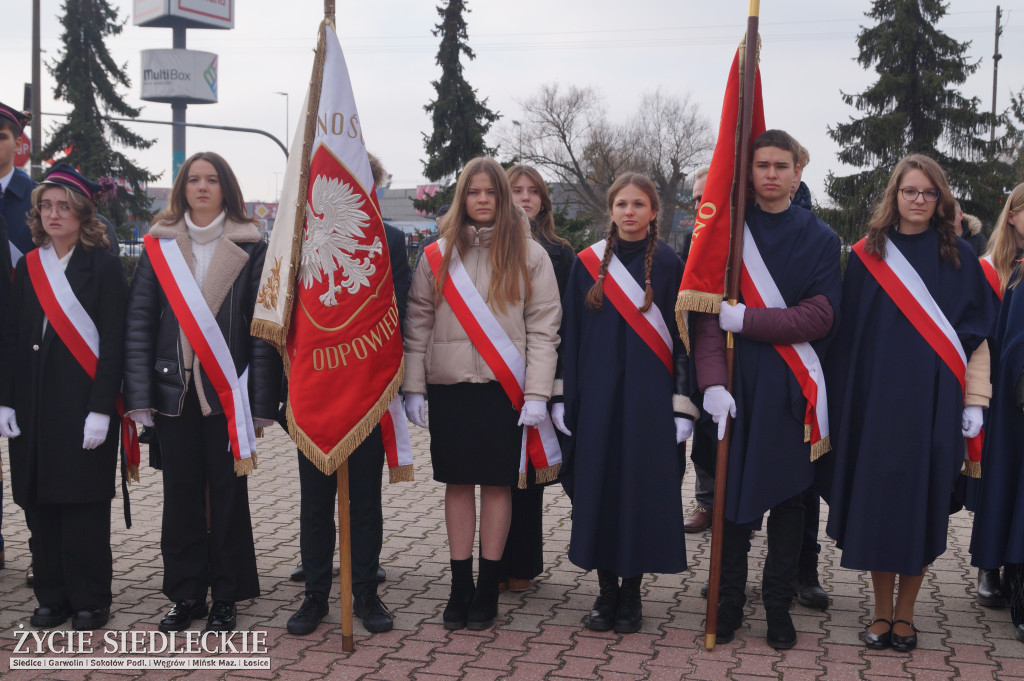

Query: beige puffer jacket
[403,220,561,402]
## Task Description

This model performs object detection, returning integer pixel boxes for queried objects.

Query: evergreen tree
[825,0,1007,242]
[415,0,499,215]
[44,0,157,232]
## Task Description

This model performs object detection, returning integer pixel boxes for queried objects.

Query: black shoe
[765,608,797,650]
[716,603,743,644]
[287,593,328,636]
[31,603,71,628]
[353,593,393,633]
[466,557,501,630]
[864,618,892,649]
[443,558,474,630]
[614,575,643,634]
[159,600,208,633]
[72,606,110,631]
[797,576,830,610]
[890,619,918,652]
[0,548,5,569]
[1016,623,1024,643]
[978,568,1006,608]
[700,580,708,599]
[376,566,387,582]
[587,570,619,632]
[26,562,34,586]
[290,564,305,582]
[205,600,237,632]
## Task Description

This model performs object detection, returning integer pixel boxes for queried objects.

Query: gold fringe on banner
[289,359,405,477]
[809,436,831,462]
[389,465,414,483]
[675,291,724,351]
[234,453,256,477]
[962,460,981,479]
[127,466,140,484]
[531,463,561,488]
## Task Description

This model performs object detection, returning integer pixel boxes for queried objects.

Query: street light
[274,91,289,152]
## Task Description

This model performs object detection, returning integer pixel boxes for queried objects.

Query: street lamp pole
[274,91,289,152]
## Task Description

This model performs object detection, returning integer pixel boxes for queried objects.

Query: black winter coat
[122,219,281,420]
[0,245,128,506]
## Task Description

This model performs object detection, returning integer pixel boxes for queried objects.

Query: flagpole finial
[749,0,760,17]
[325,0,335,20]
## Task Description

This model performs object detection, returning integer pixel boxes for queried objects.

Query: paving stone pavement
[0,423,1023,680]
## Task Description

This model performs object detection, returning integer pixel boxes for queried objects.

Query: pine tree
[415,0,499,215]
[825,0,1008,242]
[44,0,157,231]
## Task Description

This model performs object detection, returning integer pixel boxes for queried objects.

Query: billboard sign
[140,49,218,104]
[135,0,234,29]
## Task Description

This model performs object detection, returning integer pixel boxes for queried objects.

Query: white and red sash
[144,235,257,473]
[424,240,561,488]
[578,241,674,373]
[979,255,1002,301]
[25,245,140,479]
[380,393,414,482]
[739,224,830,459]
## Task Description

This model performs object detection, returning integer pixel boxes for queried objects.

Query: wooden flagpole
[705,0,761,651]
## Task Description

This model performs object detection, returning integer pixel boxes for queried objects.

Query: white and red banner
[979,255,1002,300]
[739,224,829,459]
[251,21,405,476]
[578,241,674,373]
[425,240,561,487]
[26,245,140,479]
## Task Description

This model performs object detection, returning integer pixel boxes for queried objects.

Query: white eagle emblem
[300,174,383,306]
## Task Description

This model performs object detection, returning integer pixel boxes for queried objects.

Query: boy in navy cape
[692,129,842,649]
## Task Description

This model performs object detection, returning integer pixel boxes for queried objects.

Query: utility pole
[991,5,1003,143]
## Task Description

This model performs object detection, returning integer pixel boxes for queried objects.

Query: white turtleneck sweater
[184,210,226,290]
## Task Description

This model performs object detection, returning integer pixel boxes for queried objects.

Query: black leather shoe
[26,562,34,586]
[31,603,71,628]
[353,593,393,633]
[72,606,110,631]
[376,566,387,582]
[890,619,918,652]
[159,600,208,633]
[443,558,474,630]
[797,576,830,610]
[587,570,618,631]
[700,580,708,599]
[716,603,744,644]
[765,608,797,650]
[204,601,236,632]
[614,576,643,634]
[864,618,892,649]
[466,558,501,630]
[289,564,305,582]
[1016,623,1024,643]
[287,593,328,635]
[978,568,1006,608]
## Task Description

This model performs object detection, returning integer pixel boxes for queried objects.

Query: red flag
[676,45,765,321]
[252,21,403,475]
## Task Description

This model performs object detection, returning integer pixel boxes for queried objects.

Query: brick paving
[0,423,1022,679]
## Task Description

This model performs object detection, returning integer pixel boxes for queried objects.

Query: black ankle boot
[614,575,643,634]
[587,570,619,631]
[443,558,475,630]
[467,557,501,630]
[978,568,1006,608]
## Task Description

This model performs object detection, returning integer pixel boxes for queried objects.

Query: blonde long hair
[985,182,1024,291]
[434,157,532,312]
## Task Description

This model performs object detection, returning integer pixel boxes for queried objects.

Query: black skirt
[427,381,522,486]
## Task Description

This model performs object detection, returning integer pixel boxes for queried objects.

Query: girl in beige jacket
[403,157,561,631]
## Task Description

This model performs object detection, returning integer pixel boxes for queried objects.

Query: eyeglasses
[38,201,73,215]
[899,188,940,203]
[692,195,703,207]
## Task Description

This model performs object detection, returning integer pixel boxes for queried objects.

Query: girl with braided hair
[556,173,696,634]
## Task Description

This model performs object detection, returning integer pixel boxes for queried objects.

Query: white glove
[518,400,547,427]
[719,301,746,334]
[82,412,110,450]
[129,409,155,428]
[675,417,693,443]
[404,393,427,429]
[962,406,983,438]
[703,385,737,441]
[550,402,572,436]
[0,406,20,438]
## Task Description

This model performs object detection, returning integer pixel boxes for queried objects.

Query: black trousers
[28,501,112,610]
[801,484,822,570]
[720,492,804,611]
[157,389,260,604]
[298,426,385,599]
[500,485,544,581]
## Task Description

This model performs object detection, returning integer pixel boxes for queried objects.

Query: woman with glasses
[0,164,128,630]
[824,154,994,651]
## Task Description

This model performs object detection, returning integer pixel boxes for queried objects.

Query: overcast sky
[2,1,1023,210]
